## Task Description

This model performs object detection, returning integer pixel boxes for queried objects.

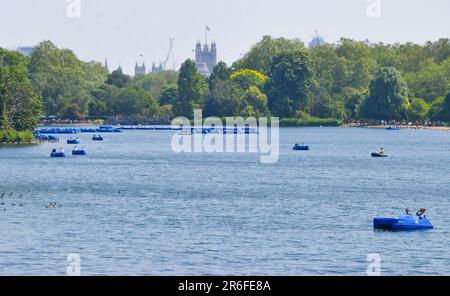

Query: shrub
[0,130,34,144]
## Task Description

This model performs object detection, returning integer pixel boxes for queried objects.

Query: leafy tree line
[0,48,41,142]
[2,37,450,135]
[26,41,176,121]
[168,36,450,123]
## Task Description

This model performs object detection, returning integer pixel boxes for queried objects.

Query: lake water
[0,127,449,275]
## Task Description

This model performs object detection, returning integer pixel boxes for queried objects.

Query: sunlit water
[0,127,449,275]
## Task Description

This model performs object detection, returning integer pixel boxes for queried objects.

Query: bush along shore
[0,130,35,144]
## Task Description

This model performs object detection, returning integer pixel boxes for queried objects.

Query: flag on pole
[206,25,211,31]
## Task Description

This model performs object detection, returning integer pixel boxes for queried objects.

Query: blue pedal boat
[51,152,66,158]
[67,139,81,144]
[72,149,87,156]
[293,144,310,151]
[92,135,104,141]
[374,215,433,231]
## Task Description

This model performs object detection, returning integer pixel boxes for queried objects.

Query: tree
[82,61,108,88]
[264,50,317,118]
[158,85,178,106]
[110,87,158,117]
[174,59,206,118]
[130,70,178,98]
[230,69,268,89]
[342,87,367,119]
[359,67,409,120]
[243,86,270,117]
[429,93,450,122]
[204,80,245,117]
[310,95,347,120]
[406,98,430,122]
[404,58,448,102]
[208,61,232,90]
[233,36,305,74]
[61,104,84,121]
[106,68,130,88]
[428,96,446,122]
[335,38,375,90]
[0,48,41,131]
[90,84,118,116]
[28,41,85,116]
[312,44,347,95]
[424,38,450,64]
[88,100,107,117]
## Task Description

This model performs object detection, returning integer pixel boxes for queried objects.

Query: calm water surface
[0,127,449,275]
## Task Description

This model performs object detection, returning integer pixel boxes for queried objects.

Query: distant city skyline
[1,0,449,74]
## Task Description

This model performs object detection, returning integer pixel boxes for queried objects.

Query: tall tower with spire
[135,62,146,76]
[195,27,217,75]
[152,62,163,73]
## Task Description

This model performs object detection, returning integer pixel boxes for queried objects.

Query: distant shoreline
[345,124,450,132]
[36,122,450,131]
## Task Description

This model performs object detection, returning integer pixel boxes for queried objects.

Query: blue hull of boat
[374,215,433,231]
[72,150,87,156]
[293,146,310,151]
[67,140,80,144]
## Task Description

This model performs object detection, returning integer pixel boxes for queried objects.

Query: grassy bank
[0,130,35,144]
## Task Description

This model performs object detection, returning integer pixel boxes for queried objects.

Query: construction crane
[161,37,177,71]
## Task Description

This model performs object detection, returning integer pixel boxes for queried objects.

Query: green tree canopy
[106,68,130,88]
[264,50,317,118]
[28,41,84,116]
[359,67,409,120]
[158,85,179,106]
[0,48,41,131]
[204,80,245,117]
[230,69,268,90]
[406,98,430,122]
[208,61,232,91]
[233,36,305,74]
[174,59,206,118]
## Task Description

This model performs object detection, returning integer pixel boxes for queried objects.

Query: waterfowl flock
[0,191,62,212]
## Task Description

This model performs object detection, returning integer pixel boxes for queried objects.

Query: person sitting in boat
[416,208,427,219]
[60,147,64,153]
[81,146,86,151]
[74,146,78,151]
[52,148,56,153]
[405,208,412,216]
[379,147,385,156]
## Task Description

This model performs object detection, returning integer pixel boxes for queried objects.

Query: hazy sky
[1,0,449,74]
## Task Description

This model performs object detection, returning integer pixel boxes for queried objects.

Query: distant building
[135,62,146,76]
[152,62,164,73]
[105,58,109,73]
[309,31,326,49]
[195,40,217,75]
[16,46,35,56]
